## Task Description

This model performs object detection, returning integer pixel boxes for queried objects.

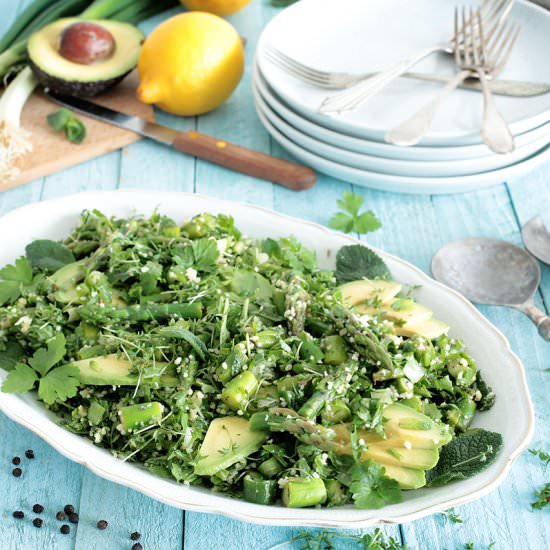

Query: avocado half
[28,18,144,97]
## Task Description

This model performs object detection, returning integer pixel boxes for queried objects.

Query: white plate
[257,0,550,145]
[254,64,550,162]
[255,102,550,194]
[0,191,534,528]
[254,77,550,178]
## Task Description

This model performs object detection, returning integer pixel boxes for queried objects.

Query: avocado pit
[59,22,115,65]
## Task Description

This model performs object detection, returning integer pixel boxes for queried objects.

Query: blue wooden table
[1,2,549,549]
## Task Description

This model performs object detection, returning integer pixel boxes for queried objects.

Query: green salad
[0,209,502,509]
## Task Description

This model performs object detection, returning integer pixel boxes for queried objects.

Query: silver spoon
[431,237,550,341]
[522,215,550,266]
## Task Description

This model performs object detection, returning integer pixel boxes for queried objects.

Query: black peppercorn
[60,524,70,535]
[25,449,35,459]
[131,544,143,550]
[68,512,79,524]
[64,504,74,515]
[12,456,20,465]
[32,504,44,514]
[12,511,24,519]
[32,518,43,528]
[97,519,108,530]
[12,467,22,477]
[56,511,66,521]
[131,532,141,541]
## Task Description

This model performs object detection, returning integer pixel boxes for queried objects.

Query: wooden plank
[0,411,83,550]
[398,185,549,550]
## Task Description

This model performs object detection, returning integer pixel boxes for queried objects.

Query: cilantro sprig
[329,191,381,235]
[349,460,403,509]
[1,333,79,405]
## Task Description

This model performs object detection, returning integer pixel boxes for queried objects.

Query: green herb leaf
[2,363,38,394]
[531,482,550,510]
[529,448,550,467]
[335,244,391,284]
[0,341,24,372]
[0,256,33,283]
[329,191,381,235]
[38,365,80,405]
[158,326,208,360]
[0,280,21,305]
[349,459,402,509]
[29,333,66,376]
[47,108,86,144]
[26,239,75,273]
[426,429,503,487]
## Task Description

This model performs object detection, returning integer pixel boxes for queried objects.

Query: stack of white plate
[253,0,550,194]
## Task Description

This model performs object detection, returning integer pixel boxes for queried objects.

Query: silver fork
[385,7,520,148]
[316,0,514,113]
[264,0,509,89]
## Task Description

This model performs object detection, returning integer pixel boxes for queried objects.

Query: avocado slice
[194,417,267,476]
[357,298,433,325]
[321,335,347,365]
[68,354,179,386]
[28,18,143,96]
[394,318,450,340]
[382,465,426,490]
[338,279,402,307]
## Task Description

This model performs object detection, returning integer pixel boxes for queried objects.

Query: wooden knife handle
[172,130,316,190]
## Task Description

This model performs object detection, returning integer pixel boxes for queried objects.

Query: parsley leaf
[335,244,391,284]
[25,239,75,273]
[1,333,77,405]
[0,341,24,371]
[174,238,219,273]
[0,256,33,283]
[38,365,80,405]
[0,256,34,305]
[329,191,381,235]
[528,448,550,467]
[531,482,550,511]
[29,333,67,376]
[0,280,21,305]
[2,363,38,394]
[349,459,402,509]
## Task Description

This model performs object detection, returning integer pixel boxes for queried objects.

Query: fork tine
[454,7,461,65]
[477,9,487,65]
[264,50,331,85]
[462,7,472,66]
[484,0,514,42]
[492,24,520,75]
[265,46,330,80]
[471,7,481,66]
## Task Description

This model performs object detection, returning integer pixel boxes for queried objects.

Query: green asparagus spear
[221,371,259,410]
[281,477,327,508]
[79,302,203,324]
[119,401,164,432]
[243,472,278,505]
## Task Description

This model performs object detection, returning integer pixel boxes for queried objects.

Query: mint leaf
[2,363,38,394]
[0,280,21,305]
[329,192,381,236]
[26,240,75,273]
[335,245,391,284]
[38,365,79,405]
[29,333,66,376]
[350,460,402,509]
[0,341,24,371]
[426,429,503,487]
[0,257,33,283]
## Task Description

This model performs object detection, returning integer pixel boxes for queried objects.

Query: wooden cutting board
[0,70,154,192]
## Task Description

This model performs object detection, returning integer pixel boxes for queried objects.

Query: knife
[402,72,550,97]
[44,90,317,191]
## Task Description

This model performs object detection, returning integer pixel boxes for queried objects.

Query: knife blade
[402,72,550,97]
[43,89,316,191]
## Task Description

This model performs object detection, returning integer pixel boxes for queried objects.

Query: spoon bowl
[432,237,550,341]
[521,215,550,266]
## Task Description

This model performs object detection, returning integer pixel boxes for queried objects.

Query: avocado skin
[30,58,132,97]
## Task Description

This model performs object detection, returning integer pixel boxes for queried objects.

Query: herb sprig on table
[329,191,382,235]
[529,447,550,510]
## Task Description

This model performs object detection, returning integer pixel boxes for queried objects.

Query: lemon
[136,12,245,116]
[180,0,252,16]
